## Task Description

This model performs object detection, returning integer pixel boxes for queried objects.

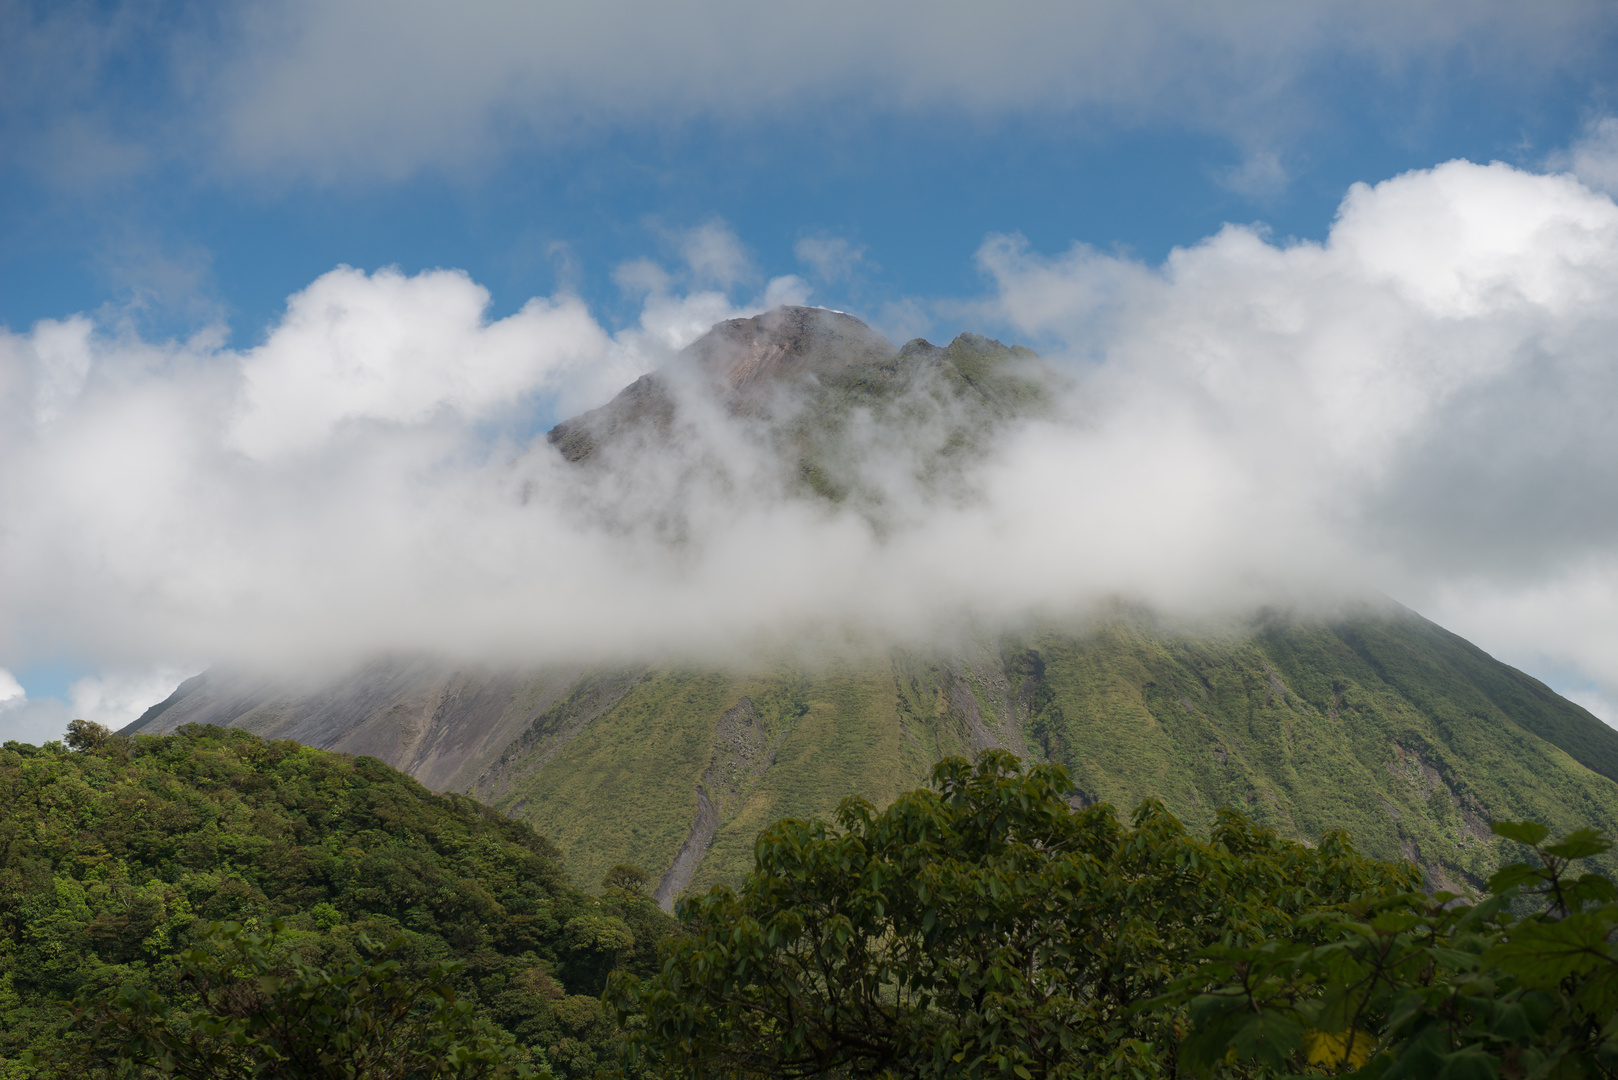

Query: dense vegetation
[1167,816,1618,1078]
[0,723,671,1079]
[9,728,1618,1078]
[613,752,1618,1079]
[609,750,1418,1077]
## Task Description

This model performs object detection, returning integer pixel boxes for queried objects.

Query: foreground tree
[1165,821,1618,1077]
[55,920,543,1079]
[607,750,1416,1079]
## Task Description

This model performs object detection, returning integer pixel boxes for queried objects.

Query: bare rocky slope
[125,307,1618,908]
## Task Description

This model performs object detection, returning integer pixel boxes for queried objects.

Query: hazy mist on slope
[3,156,1618,732]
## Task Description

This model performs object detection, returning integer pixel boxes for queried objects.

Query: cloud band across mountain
[1,158,1616,725]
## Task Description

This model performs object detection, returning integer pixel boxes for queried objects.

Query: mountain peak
[547,306,896,463]
[681,305,895,396]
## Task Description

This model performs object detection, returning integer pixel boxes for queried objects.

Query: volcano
[126,307,1618,908]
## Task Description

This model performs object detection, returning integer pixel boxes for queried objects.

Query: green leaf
[1427,946,1483,972]
[1228,1011,1304,1070]
[1490,821,1549,846]
[1544,829,1612,860]
[1381,1026,1451,1080]
[1486,914,1614,987]
[1570,874,1618,906]
[1434,1048,1499,1080]
[1485,1001,1538,1042]
[1486,864,1543,896]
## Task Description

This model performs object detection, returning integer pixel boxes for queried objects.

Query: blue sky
[5,1,1618,738]
[5,1,1610,344]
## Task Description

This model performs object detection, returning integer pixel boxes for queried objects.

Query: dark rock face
[655,696,786,910]
[546,306,896,464]
[546,373,675,464]
[684,306,896,398]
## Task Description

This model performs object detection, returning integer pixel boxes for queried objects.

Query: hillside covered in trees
[0,724,670,1078]
[9,728,1618,1078]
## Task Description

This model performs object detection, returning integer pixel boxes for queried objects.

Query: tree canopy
[14,730,1618,1079]
[1165,820,1618,1077]
[608,750,1419,1078]
[0,725,671,1079]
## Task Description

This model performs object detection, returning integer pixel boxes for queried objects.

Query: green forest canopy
[610,752,1618,1079]
[0,723,671,1079]
[8,726,1618,1078]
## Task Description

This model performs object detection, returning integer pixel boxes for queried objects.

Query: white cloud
[7,157,1618,730]
[977,157,1618,718]
[0,669,71,747]
[229,266,611,459]
[0,669,23,705]
[1565,116,1618,195]
[1214,148,1289,198]
[1565,688,1618,728]
[870,298,935,345]
[0,699,72,747]
[7,1,1615,187]
[0,252,805,673]
[0,664,190,746]
[674,222,753,290]
[14,315,95,425]
[69,666,201,730]
[761,275,813,309]
[612,258,672,298]
[195,1,1615,180]
[795,236,866,282]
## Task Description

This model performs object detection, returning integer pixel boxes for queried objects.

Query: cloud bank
[4,157,1618,736]
[8,1,1615,184]
[975,159,1618,713]
[217,0,1614,179]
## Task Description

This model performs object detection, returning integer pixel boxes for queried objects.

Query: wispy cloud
[673,221,754,290]
[795,236,866,283]
[0,664,200,744]
[1559,116,1618,195]
[10,1,1615,185]
[1214,148,1289,199]
[976,158,1618,719]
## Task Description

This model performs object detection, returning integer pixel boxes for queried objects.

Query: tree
[1166,821,1618,1077]
[602,866,651,896]
[60,919,544,1079]
[607,750,1415,1079]
[63,719,113,753]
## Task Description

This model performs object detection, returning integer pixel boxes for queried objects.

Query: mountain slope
[128,602,1618,907]
[124,307,1618,906]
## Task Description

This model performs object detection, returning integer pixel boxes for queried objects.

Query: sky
[4,0,1618,742]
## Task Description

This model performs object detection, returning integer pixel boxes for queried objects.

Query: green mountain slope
[1013,603,1618,893]
[449,601,1618,904]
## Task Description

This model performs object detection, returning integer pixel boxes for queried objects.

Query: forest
[5,725,1618,1078]
[0,722,669,1078]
